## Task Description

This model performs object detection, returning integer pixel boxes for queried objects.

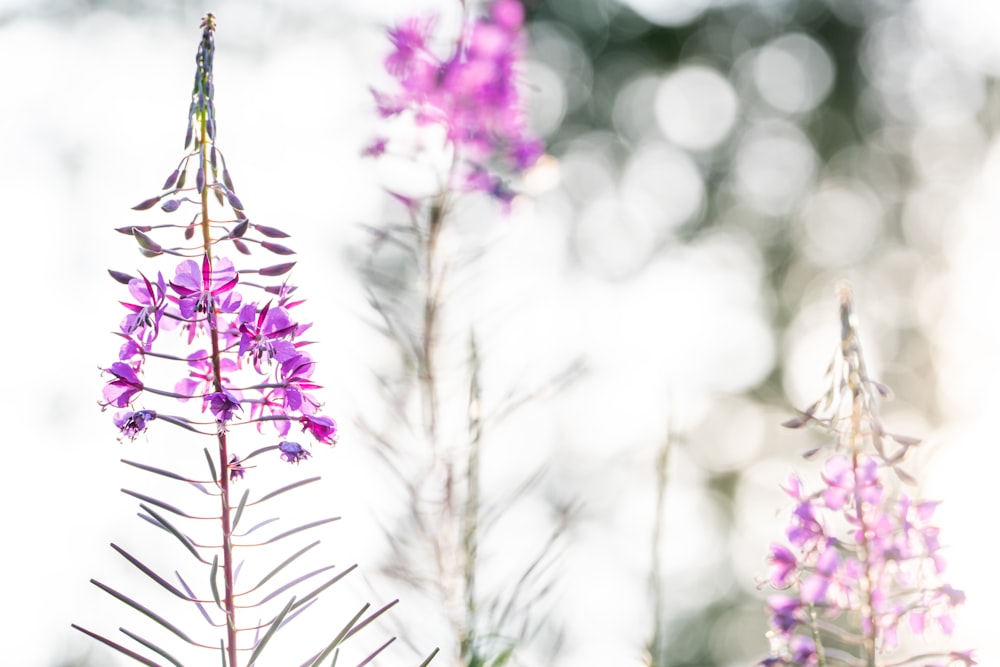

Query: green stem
[198,106,238,667]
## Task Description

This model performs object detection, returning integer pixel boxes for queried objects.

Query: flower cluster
[760,287,973,667]
[367,0,543,204]
[100,13,337,472]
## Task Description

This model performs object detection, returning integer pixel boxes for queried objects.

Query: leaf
[209,555,222,610]
[255,224,290,239]
[121,458,196,483]
[263,517,340,545]
[122,489,206,519]
[204,448,219,486]
[357,637,396,667]
[251,541,320,591]
[110,543,190,600]
[109,269,136,285]
[304,604,370,667]
[343,599,399,642]
[132,196,162,211]
[259,262,296,277]
[139,503,205,563]
[287,565,357,612]
[261,242,295,256]
[245,596,298,666]
[118,628,185,667]
[133,228,162,254]
[71,625,164,667]
[232,488,250,532]
[88,579,196,644]
[254,477,322,504]
[259,565,338,605]
[417,648,440,667]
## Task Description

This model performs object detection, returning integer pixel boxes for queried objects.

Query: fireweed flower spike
[759,285,975,667]
[363,2,563,665]
[76,14,423,667]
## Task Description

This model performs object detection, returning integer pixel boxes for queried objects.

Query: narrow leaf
[251,541,320,593]
[139,503,204,562]
[71,625,163,667]
[261,241,295,256]
[259,565,339,604]
[245,596,298,666]
[88,579,196,644]
[344,599,398,642]
[287,565,357,611]
[121,458,195,483]
[417,648,440,667]
[122,489,205,519]
[253,477,321,504]
[118,628,185,667]
[209,555,222,610]
[357,637,395,667]
[203,448,219,486]
[264,517,340,545]
[304,604,370,667]
[110,543,190,600]
[232,488,250,532]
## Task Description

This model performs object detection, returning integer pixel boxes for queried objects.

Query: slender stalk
[460,334,483,662]
[197,97,238,667]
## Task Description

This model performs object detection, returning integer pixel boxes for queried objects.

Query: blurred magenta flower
[369,0,543,204]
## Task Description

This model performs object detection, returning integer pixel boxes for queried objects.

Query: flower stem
[198,101,238,667]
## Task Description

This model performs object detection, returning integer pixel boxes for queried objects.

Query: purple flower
[102,362,144,408]
[300,414,338,445]
[114,409,157,439]
[170,254,241,325]
[370,0,543,203]
[237,301,297,372]
[278,441,311,464]
[766,544,797,588]
[119,272,167,345]
[207,390,242,423]
[228,455,245,482]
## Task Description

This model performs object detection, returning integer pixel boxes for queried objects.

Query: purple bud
[261,242,295,256]
[108,269,136,285]
[132,196,162,211]
[233,238,251,255]
[132,228,162,253]
[161,199,182,213]
[176,169,187,189]
[259,262,296,277]
[184,224,195,241]
[207,119,216,140]
[115,225,151,235]
[222,168,234,192]
[196,167,205,193]
[226,191,244,210]
[210,146,217,171]
[162,169,180,190]
[184,123,193,149]
[232,220,249,238]
[254,224,290,239]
